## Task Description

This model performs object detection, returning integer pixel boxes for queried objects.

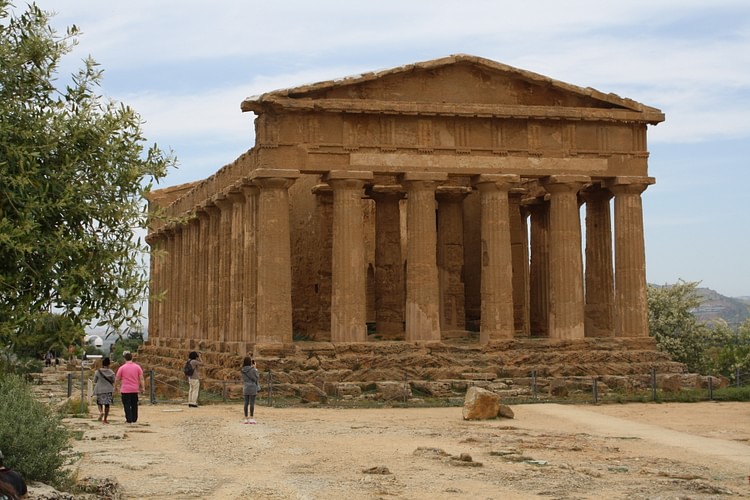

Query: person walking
[115,351,145,424]
[93,357,116,424]
[186,351,202,408]
[0,450,27,499]
[240,357,259,424]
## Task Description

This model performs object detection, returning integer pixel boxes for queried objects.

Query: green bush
[0,374,72,486]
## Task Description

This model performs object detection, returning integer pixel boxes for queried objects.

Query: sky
[19,0,750,298]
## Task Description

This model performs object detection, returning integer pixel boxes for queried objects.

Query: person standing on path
[115,351,145,424]
[187,351,202,408]
[93,357,115,424]
[240,357,259,424]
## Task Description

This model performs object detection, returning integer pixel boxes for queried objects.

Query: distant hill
[692,288,750,325]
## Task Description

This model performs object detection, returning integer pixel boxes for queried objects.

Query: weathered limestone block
[296,384,328,403]
[325,382,362,397]
[375,381,411,401]
[462,386,500,420]
[498,404,515,419]
[410,380,454,397]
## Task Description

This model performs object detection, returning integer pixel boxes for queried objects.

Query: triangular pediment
[242,54,663,121]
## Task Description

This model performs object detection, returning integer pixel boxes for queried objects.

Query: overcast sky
[23,0,750,297]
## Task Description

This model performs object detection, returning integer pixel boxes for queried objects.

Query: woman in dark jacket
[240,357,259,424]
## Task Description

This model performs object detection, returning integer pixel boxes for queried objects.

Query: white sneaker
[243,418,250,424]
[248,418,256,424]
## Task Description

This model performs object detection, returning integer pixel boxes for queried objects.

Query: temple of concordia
[142,55,689,399]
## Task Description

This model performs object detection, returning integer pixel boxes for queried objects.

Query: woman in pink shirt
[115,351,145,424]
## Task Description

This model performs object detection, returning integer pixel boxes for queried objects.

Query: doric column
[580,184,615,337]
[607,176,655,337]
[400,172,446,342]
[227,188,246,346]
[472,174,520,343]
[369,185,405,339]
[204,202,221,342]
[251,169,300,344]
[311,184,333,338]
[186,215,201,339]
[326,171,373,343]
[510,188,530,336]
[240,181,259,346]
[436,186,471,334]
[213,194,233,344]
[145,231,162,343]
[526,198,550,337]
[195,206,210,340]
[542,175,589,339]
[169,225,181,340]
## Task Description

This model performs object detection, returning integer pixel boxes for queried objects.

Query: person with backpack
[240,357,259,424]
[93,357,116,424]
[186,351,202,408]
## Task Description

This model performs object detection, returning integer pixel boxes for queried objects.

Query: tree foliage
[648,280,711,373]
[0,2,175,345]
[648,280,750,377]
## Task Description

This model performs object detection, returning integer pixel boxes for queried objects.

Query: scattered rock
[498,404,515,419]
[362,466,391,475]
[462,386,500,420]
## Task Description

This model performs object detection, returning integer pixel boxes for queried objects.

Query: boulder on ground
[462,386,500,420]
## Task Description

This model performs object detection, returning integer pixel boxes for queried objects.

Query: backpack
[183,359,194,377]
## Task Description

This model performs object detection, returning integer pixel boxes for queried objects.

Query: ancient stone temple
[145,54,664,361]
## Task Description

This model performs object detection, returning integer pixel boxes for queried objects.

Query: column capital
[579,182,614,203]
[212,193,233,211]
[472,174,520,192]
[606,176,655,195]
[436,185,472,201]
[324,170,374,182]
[249,168,300,187]
[542,175,590,193]
[399,171,448,186]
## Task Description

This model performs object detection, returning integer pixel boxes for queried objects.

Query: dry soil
[62,397,750,499]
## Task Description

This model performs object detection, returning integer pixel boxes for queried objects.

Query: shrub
[0,374,72,486]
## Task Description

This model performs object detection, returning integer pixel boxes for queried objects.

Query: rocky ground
[23,368,750,499]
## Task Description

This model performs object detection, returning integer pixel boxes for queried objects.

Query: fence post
[67,372,73,397]
[651,367,657,402]
[592,378,598,404]
[736,367,741,388]
[708,375,713,401]
[531,371,537,400]
[149,370,155,404]
[267,369,273,407]
[222,380,227,402]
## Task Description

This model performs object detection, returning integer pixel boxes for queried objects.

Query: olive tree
[0,1,175,346]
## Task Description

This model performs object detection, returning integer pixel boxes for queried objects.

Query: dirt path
[62,400,750,499]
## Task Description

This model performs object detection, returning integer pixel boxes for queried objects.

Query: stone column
[607,176,655,337]
[204,202,221,342]
[400,172,446,342]
[187,215,201,339]
[326,171,373,343]
[195,206,211,340]
[312,184,333,338]
[228,188,246,346]
[542,175,589,339]
[251,169,300,344]
[213,194,234,344]
[436,186,471,334]
[169,225,181,340]
[580,184,615,337]
[146,232,161,343]
[510,188,530,336]
[180,220,193,340]
[472,174,520,343]
[240,181,259,346]
[526,198,550,337]
[369,186,405,339]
